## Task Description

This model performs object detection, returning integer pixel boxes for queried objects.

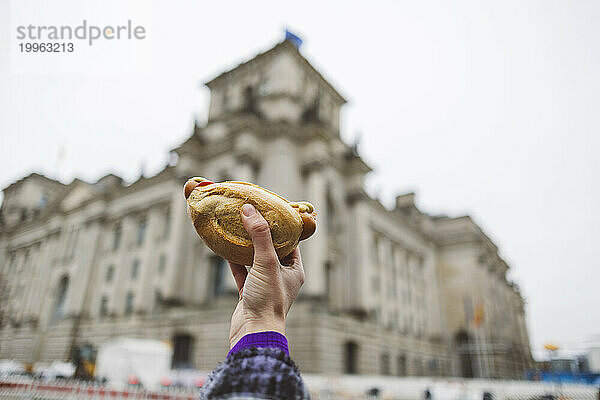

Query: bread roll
[185,177,316,265]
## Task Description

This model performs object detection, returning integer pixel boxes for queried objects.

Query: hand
[227,204,305,349]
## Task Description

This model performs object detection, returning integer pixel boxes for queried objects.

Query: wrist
[229,317,286,349]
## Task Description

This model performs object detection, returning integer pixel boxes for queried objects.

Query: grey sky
[1,0,598,360]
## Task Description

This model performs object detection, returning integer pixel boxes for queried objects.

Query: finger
[240,204,278,266]
[280,247,298,266]
[228,262,248,295]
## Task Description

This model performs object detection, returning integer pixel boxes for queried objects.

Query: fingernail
[242,204,256,217]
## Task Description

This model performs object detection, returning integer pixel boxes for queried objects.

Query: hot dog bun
[184,177,317,265]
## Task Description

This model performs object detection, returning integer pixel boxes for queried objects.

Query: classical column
[165,184,189,302]
[139,209,161,311]
[235,159,255,182]
[234,131,260,183]
[260,136,302,200]
[299,164,327,297]
[23,242,41,320]
[345,190,372,312]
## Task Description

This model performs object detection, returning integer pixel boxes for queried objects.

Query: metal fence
[0,379,198,400]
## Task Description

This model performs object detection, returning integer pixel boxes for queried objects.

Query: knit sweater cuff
[228,331,289,357]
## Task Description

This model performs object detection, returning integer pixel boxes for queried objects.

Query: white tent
[95,337,172,390]
[0,360,25,377]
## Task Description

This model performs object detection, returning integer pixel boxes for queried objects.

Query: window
[212,257,227,297]
[51,276,69,324]
[105,265,114,282]
[243,86,255,112]
[222,88,230,112]
[163,210,171,239]
[414,358,424,376]
[112,224,122,251]
[158,254,166,275]
[380,353,391,375]
[100,296,108,317]
[326,188,335,233]
[131,260,140,279]
[38,193,48,209]
[153,289,161,311]
[344,341,359,374]
[137,218,147,246]
[397,354,407,376]
[125,292,135,315]
[428,359,439,376]
[172,333,195,369]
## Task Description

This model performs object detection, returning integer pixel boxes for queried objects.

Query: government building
[0,39,533,379]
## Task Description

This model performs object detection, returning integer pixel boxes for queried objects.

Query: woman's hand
[227,204,305,349]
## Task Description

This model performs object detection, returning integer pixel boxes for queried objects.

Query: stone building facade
[0,40,533,378]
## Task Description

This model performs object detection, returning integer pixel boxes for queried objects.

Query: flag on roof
[473,303,485,327]
[285,29,303,49]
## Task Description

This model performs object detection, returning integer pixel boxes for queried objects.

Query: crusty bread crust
[187,181,305,265]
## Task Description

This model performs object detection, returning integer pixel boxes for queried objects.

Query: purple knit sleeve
[227,331,289,357]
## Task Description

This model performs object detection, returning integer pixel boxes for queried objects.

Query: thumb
[241,204,278,267]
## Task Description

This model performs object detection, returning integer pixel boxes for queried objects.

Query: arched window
[51,276,69,324]
[344,341,359,374]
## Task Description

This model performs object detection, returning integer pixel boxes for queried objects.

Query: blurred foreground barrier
[3,376,598,400]
[302,374,600,400]
[0,378,198,400]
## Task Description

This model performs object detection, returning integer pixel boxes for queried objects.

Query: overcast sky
[1,0,599,360]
